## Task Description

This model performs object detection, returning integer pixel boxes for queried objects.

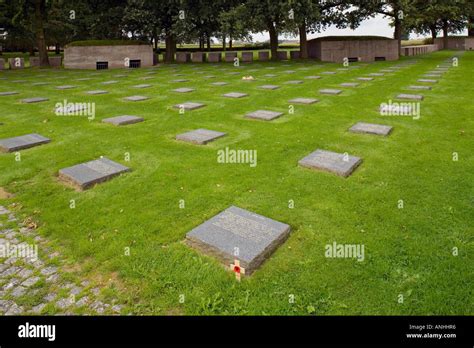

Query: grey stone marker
[176,129,226,145]
[424,74,441,78]
[173,102,206,111]
[349,122,393,136]
[123,96,149,102]
[102,115,144,126]
[59,157,130,191]
[101,81,118,85]
[340,83,360,87]
[186,206,291,275]
[56,85,76,90]
[408,86,432,91]
[264,74,277,78]
[357,77,374,81]
[298,149,362,178]
[321,71,336,75]
[288,98,319,105]
[369,73,384,76]
[0,92,19,96]
[76,78,92,81]
[172,79,190,83]
[396,94,424,101]
[223,92,248,98]
[418,79,438,83]
[133,84,152,89]
[305,76,321,80]
[211,82,229,86]
[285,80,304,85]
[173,88,195,93]
[259,85,280,90]
[246,110,284,121]
[0,133,51,153]
[21,97,49,103]
[87,90,108,95]
[319,89,342,95]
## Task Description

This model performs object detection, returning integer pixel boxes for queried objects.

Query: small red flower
[233,265,241,274]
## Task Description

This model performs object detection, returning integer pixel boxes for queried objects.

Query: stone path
[0,205,124,315]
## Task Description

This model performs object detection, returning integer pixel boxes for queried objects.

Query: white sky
[249,14,468,42]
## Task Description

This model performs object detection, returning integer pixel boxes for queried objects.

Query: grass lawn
[0,50,472,315]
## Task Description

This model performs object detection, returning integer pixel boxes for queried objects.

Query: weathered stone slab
[211,82,229,86]
[408,85,432,91]
[172,79,190,83]
[285,80,303,85]
[319,89,342,95]
[288,98,319,105]
[176,128,226,145]
[225,52,237,63]
[186,206,291,274]
[223,92,248,98]
[357,77,374,81]
[0,134,51,153]
[396,94,424,101]
[56,85,76,90]
[176,52,191,63]
[298,149,362,178]
[258,51,270,61]
[349,122,393,136]
[0,92,19,96]
[369,73,384,76]
[59,157,130,190]
[418,79,438,83]
[208,52,221,63]
[123,96,149,102]
[192,52,206,63]
[241,52,253,63]
[21,97,49,103]
[305,76,321,80]
[102,115,144,126]
[264,74,277,78]
[87,90,108,95]
[173,102,206,111]
[340,83,360,87]
[101,81,118,85]
[321,71,336,75]
[172,87,195,93]
[259,85,280,90]
[133,84,152,89]
[246,110,284,121]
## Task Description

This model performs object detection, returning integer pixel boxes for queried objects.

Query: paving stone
[396,94,424,101]
[186,206,291,275]
[40,266,57,276]
[0,299,14,312]
[259,85,280,90]
[102,115,144,126]
[5,303,23,315]
[91,287,100,296]
[0,266,21,277]
[17,269,33,279]
[44,293,57,302]
[245,110,284,121]
[2,278,20,291]
[86,90,108,95]
[349,122,393,136]
[319,89,342,95]
[90,300,106,314]
[223,92,248,98]
[173,88,195,93]
[408,86,432,90]
[176,129,226,145]
[288,98,319,105]
[298,149,362,178]
[46,274,60,283]
[112,304,122,313]
[340,83,360,87]
[0,92,19,96]
[56,297,75,309]
[75,296,89,307]
[56,85,76,89]
[30,303,46,314]
[22,276,40,287]
[11,285,27,297]
[21,97,49,103]
[123,96,149,102]
[173,102,206,111]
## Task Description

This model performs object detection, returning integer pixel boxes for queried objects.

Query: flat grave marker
[176,129,226,145]
[59,157,130,191]
[0,92,19,96]
[349,122,393,136]
[259,85,280,90]
[340,83,360,87]
[357,77,374,81]
[123,96,149,102]
[285,80,304,85]
[173,102,206,111]
[87,90,108,95]
[186,205,291,275]
[319,89,342,95]
[298,149,362,178]
[408,86,432,91]
[101,81,118,85]
[305,76,321,80]
[223,92,248,99]
[288,98,319,105]
[396,94,424,101]
[245,110,284,121]
[133,84,152,89]
[211,82,229,86]
[418,79,438,84]
[56,85,76,90]
[21,97,49,103]
[172,79,190,83]
[173,88,195,93]
[102,115,144,126]
[0,133,51,153]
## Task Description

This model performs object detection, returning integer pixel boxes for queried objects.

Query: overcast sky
[250,14,468,42]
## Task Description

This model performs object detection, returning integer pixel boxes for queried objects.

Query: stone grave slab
[123,96,149,102]
[285,80,304,85]
[408,86,432,91]
[305,76,321,80]
[211,82,228,86]
[298,149,362,178]
[264,74,277,78]
[223,92,248,99]
[396,94,424,101]
[87,90,108,95]
[173,88,195,93]
[418,79,438,83]
[369,73,384,76]
[423,74,442,78]
[59,157,130,190]
[246,110,284,121]
[288,98,319,105]
[0,92,19,96]
[0,133,51,153]
[357,77,374,81]
[321,71,336,75]
[102,115,144,126]
[176,129,226,145]
[21,97,49,103]
[186,205,291,274]
[101,81,118,85]
[349,122,393,136]
[259,85,280,90]
[172,79,190,83]
[56,85,76,90]
[173,102,206,111]
[319,89,342,95]
[340,83,360,87]
[133,84,152,89]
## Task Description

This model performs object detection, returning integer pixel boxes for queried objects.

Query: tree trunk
[34,0,49,67]
[299,22,308,59]
[206,34,211,51]
[268,21,278,61]
[222,35,226,51]
[164,32,176,63]
[468,18,474,37]
[430,25,437,40]
[229,38,233,49]
[55,43,60,55]
[443,20,449,49]
[393,17,402,56]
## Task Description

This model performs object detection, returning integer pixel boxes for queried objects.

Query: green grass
[0,51,472,315]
